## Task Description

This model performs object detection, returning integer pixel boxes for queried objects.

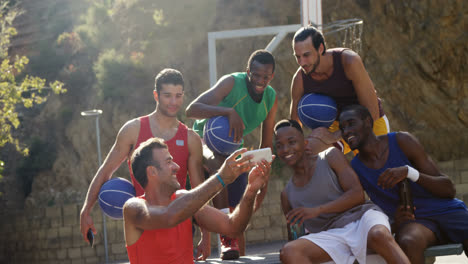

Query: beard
[303,54,321,75]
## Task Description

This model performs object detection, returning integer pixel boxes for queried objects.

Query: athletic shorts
[401,208,468,243]
[300,209,390,264]
[329,115,390,154]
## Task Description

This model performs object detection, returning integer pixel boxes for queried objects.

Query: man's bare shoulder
[323,147,347,166]
[120,118,141,135]
[340,49,361,65]
[187,129,203,153]
[322,146,341,158]
[220,74,235,84]
[187,128,202,142]
[123,197,146,217]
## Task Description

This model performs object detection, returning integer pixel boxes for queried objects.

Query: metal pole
[95,116,102,166]
[81,109,108,264]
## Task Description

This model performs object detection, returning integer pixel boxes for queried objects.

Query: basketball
[298,93,337,129]
[204,116,243,156]
[98,177,136,219]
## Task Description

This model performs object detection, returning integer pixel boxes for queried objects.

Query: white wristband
[406,165,420,182]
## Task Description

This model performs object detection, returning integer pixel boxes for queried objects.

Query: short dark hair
[247,50,276,73]
[131,138,168,189]
[293,25,326,55]
[274,119,303,135]
[154,68,184,94]
[341,104,373,127]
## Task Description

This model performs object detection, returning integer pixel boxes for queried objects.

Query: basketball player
[339,105,468,263]
[80,69,211,260]
[185,50,278,259]
[275,119,409,264]
[124,138,271,263]
[290,25,389,154]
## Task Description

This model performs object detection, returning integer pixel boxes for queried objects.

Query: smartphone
[398,179,414,214]
[87,228,94,247]
[242,148,273,163]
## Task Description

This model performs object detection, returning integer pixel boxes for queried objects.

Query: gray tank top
[285,148,381,233]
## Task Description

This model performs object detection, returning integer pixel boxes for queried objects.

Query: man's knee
[368,225,393,245]
[397,233,426,253]
[279,242,301,263]
[396,223,436,253]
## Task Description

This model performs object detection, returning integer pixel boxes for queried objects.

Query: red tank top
[128,116,189,196]
[302,49,384,116]
[126,195,193,264]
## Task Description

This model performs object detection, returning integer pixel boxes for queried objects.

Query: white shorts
[300,209,390,264]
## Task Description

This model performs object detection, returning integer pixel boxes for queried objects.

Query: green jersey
[193,72,276,138]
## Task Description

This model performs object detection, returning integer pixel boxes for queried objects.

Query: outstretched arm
[342,50,379,121]
[377,132,456,198]
[80,119,138,242]
[124,148,254,231]
[194,159,272,238]
[185,75,244,142]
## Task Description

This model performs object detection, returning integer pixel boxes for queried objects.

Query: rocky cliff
[2,0,467,211]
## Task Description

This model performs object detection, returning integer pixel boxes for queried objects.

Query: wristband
[405,165,420,182]
[216,174,226,188]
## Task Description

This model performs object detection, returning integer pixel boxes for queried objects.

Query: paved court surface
[194,240,467,264]
[195,240,283,264]
[116,239,467,263]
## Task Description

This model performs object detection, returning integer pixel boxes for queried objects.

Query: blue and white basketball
[204,116,243,156]
[98,178,136,219]
[298,93,337,129]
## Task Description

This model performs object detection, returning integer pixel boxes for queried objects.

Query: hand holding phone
[87,228,94,247]
[241,148,273,163]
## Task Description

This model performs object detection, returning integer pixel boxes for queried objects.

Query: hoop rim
[320,18,364,35]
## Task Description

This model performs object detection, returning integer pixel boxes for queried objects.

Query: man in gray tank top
[275,120,409,264]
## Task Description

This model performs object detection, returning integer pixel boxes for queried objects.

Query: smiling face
[152,147,181,191]
[275,126,305,167]
[246,61,274,95]
[154,84,184,117]
[339,110,372,150]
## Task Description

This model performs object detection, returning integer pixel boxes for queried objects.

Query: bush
[16,137,57,197]
[93,49,150,99]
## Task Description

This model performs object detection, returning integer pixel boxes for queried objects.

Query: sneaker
[220,234,240,260]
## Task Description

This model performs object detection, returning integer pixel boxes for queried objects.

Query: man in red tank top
[289,26,389,154]
[79,69,211,260]
[124,138,272,264]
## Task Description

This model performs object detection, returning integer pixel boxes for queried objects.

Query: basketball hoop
[322,18,364,53]
[301,0,364,53]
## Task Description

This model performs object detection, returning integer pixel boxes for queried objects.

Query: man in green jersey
[186,49,278,259]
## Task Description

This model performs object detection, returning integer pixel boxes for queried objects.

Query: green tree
[0,2,66,180]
